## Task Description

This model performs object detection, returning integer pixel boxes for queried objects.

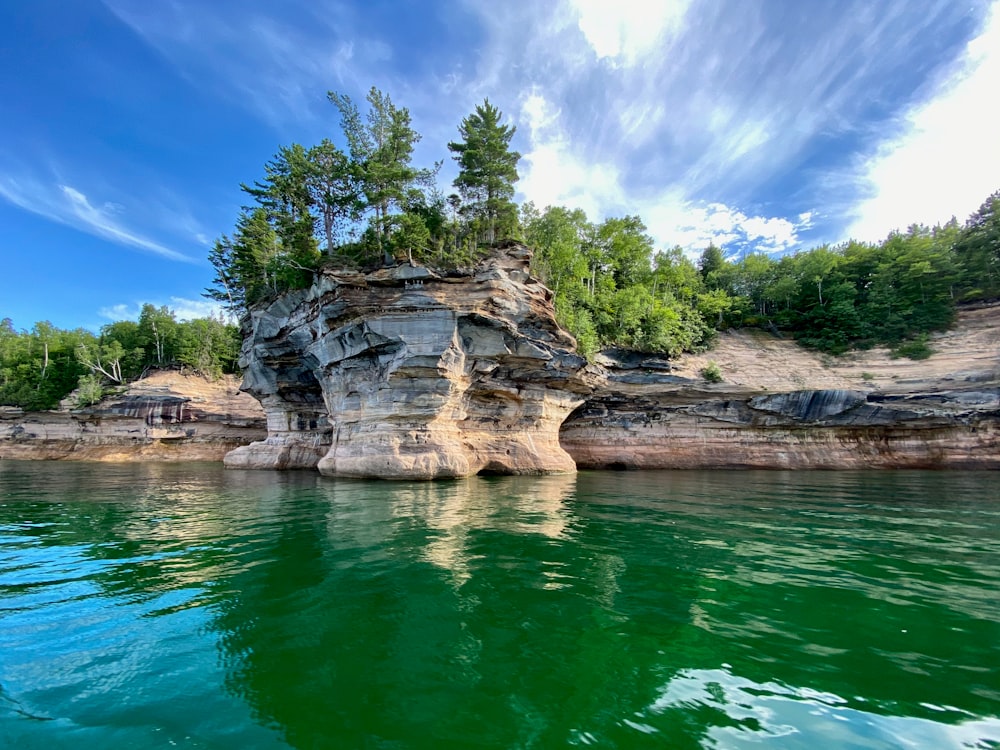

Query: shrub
[75,374,105,407]
[891,336,933,360]
[700,360,723,383]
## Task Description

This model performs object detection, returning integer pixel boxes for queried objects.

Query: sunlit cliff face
[227,246,590,479]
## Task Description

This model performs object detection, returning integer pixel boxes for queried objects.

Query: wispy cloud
[102,0,998,255]
[103,0,382,127]
[463,0,991,252]
[0,172,195,262]
[517,89,807,255]
[846,1,1000,240]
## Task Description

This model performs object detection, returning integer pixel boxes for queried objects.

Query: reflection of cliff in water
[205,473,709,748]
[7,462,994,747]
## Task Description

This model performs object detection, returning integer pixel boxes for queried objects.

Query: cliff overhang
[224,246,1000,477]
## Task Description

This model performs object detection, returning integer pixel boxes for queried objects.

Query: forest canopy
[0,306,240,410]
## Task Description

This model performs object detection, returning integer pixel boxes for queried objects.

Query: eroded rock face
[227,245,590,479]
[560,373,1000,470]
[0,371,266,462]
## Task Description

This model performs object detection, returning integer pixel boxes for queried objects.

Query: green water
[0,462,998,749]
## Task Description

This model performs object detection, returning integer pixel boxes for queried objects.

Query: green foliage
[328,86,432,260]
[699,244,726,287]
[0,319,94,410]
[0,311,242,410]
[891,336,934,360]
[525,205,714,356]
[175,318,241,378]
[700,361,723,383]
[954,191,1000,300]
[448,99,521,245]
[75,373,105,407]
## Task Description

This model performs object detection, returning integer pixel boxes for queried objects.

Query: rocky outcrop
[0,371,266,462]
[8,254,994,473]
[227,245,590,479]
[229,247,999,476]
[561,305,1000,470]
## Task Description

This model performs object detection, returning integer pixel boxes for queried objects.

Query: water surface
[1,461,998,748]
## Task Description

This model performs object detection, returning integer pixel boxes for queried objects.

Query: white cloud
[517,90,806,256]
[98,297,231,323]
[846,2,1000,240]
[572,0,690,65]
[0,174,194,262]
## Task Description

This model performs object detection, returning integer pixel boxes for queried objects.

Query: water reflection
[646,666,1000,749]
[1,463,999,748]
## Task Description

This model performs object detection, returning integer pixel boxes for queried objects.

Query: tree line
[0,305,240,410]
[526,192,999,358]
[205,84,998,362]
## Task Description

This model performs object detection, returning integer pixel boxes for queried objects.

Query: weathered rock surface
[227,245,590,479]
[561,304,1000,470]
[0,371,266,462]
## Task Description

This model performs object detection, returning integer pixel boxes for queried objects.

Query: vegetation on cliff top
[205,86,999,362]
[0,306,239,410]
[7,88,995,411]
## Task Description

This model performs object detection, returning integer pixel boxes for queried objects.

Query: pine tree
[448,99,520,244]
[327,87,426,259]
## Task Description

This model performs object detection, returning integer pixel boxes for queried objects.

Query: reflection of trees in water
[0,462,325,604]
[205,473,712,748]
[577,470,1000,723]
[8,464,990,746]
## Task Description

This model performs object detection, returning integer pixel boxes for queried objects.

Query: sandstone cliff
[6,249,995,474]
[0,371,266,462]
[230,246,998,477]
[561,305,1000,470]
[226,245,590,479]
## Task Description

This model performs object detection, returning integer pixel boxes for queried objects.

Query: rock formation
[0,371,266,462]
[561,308,1000,470]
[225,245,590,479]
[228,247,998,477]
[8,249,994,474]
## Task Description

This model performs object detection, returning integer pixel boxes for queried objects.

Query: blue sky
[2,0,998,331]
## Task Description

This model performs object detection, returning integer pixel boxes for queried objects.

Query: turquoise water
[1,461,998,749]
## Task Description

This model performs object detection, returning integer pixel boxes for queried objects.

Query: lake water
[1,461,998,749]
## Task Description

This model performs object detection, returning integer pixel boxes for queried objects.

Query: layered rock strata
[560,310,1000,470]
[0,371,266,462]
[225,246,590,479]
[560,377,999,470]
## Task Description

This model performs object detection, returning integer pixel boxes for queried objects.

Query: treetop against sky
[0,0,997,330]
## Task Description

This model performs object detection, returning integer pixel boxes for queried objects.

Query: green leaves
[329,87,427,256]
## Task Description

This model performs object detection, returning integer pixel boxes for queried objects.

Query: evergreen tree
[698,244,726,289]
[327,87,427,259]
[955,190,1000,299]
[448,99,521,243]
